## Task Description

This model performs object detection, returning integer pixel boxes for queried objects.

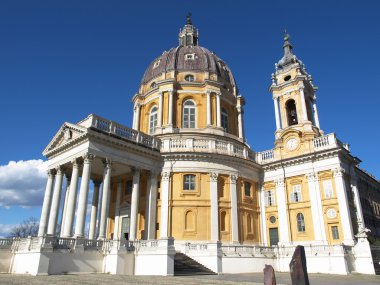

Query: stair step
[174,252,216,276]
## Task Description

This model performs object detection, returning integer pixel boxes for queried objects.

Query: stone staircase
[174,252,216,275]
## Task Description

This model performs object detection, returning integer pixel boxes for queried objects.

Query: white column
[88,180,101,240]
[98,159,112,239]
[237,106,244,139]
[158,92,163,128]
[210,172,219,241]
[206,91,211,126]
[145,172,158,240]
[160,171,170,238]
[133,103,141,130]
[312,99,321,129]
[38,169,56,237]
[74,153,94,238]
[62,159,81,237]
[333,167,355,245]
[60,174,71,236]
[167,90,173,126]
[307,173,327,243]
[47,166,64,236]
[216,93,221,128]
[129,169,141,240]
[113,180,122,239]
[273,96,281,130]
[299,87,308,122]
[229,175,239,243]
[259,183,268,246]
[350,168,365,231]
[276,178,290,244]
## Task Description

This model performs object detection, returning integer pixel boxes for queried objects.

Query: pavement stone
[0,272,379,285]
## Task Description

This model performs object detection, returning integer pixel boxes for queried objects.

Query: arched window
[183,100,196,128]
[184,74,195,82]
[149,106,158,134]
[185,210,195,231]
[286,99,298,126]
[183,174,196,190]
[297,213,306,232]
[221,108,228,131]
[220,211,227,231]
[150,82,157,89]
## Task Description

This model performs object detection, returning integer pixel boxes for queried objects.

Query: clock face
[286,138,298,151]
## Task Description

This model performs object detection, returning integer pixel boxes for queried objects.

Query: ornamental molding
[306,172,318,182]
[275,177,284,187]
[333,167,345,177]
[82,152,95,163]
[161,171,170,181]
[209,172,218,182]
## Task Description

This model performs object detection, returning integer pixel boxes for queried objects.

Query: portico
[38,114,162,241]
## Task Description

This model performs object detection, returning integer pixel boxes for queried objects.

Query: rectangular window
[323,180,334,198]
[125,180,133,195]
[290,185,302,203]
[265,190,275,206]
[244,182,251,197]
[183,174,196,190]
[332,226,339,240]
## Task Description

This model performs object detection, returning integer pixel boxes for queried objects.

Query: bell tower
[270,32,322,157]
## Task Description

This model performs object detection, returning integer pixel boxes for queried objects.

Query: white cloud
[0,224,17,238]
[0,160,48,208]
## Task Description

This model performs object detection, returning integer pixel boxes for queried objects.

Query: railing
[257,133,349,164]
[257,149,275,164]
[222,245,276,256]
[80,114,161,151]
[0,238,13,249]
[161,137,255,161]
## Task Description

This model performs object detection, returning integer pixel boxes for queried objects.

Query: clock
[286,138,298,151]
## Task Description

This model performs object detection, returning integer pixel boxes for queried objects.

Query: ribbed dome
[141,45,237,88]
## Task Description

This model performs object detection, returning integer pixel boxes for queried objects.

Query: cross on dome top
[179,13,199,46]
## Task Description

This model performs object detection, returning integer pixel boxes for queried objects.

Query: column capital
[236,106,244,114]
[333,167,345,177]
[82,152,95,163]
[47,169,56,177]
[230,175,237,184]
[102,158,112,168]
[56,165,65,175]
[131,167,140,175]
[275,177,284,187]
[161,171,170,181]
[71,158,82,168]
[158,91,163,96]
[65,173,72,182]
[209,172,218,182]
[306,172,318,182]
[206,90,212,95]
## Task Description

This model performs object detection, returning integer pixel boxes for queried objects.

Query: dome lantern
[179,13,199,46]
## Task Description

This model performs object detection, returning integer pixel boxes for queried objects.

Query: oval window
[284,75,291,81]
[269,216,277,224]
[185,74,195,82]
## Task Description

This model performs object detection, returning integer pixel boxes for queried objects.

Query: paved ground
[0,272,379,285]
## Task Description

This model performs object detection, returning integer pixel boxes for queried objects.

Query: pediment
[43,123,87,156]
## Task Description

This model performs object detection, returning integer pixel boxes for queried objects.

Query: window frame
[323,179,334,199]
[182,99,196,128]
[296,213,306,232]
[184,74,195,82]
[290,184,302,203]
[149,106,158,134]
[244,181,252,197]
[183,174,196,191]
[331,225,340,240]
[221,107,229,132]
[265,190,275,206]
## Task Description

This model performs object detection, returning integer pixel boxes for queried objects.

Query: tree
[8,217,39,238]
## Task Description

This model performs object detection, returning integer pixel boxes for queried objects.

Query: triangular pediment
[43,123,87,156]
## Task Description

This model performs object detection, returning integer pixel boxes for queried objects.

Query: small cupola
[179,13,199,46]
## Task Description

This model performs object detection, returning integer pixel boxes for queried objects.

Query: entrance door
[269,228,279,246]
[120,216,130,240]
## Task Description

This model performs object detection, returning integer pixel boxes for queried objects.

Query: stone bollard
[289,245,310,285]
[263,264,276,285]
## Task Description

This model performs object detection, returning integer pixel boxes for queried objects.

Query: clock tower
[270,32,323,158]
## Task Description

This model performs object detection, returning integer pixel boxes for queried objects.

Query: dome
[140,15,237,93]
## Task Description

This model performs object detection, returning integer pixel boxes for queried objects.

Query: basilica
[2,15,380,276]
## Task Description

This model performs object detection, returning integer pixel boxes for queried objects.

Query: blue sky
[0,0,379,235]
